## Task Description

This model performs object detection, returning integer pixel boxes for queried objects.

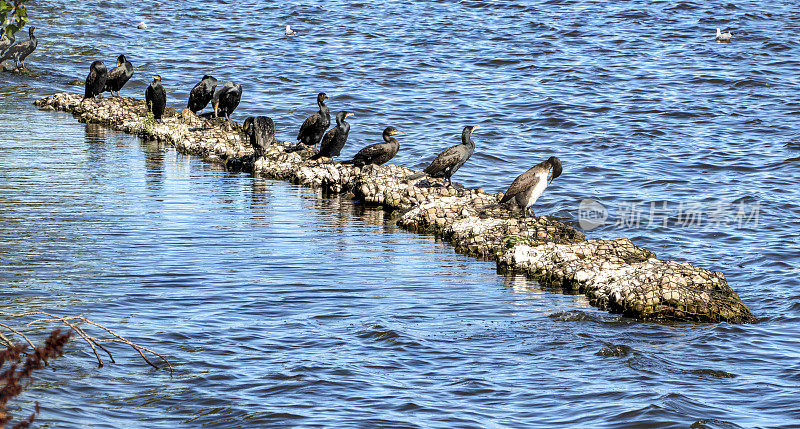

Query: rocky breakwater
[34,92,755,323]
[35,93,250,163]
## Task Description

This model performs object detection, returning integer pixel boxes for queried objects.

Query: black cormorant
[310,111,353,161]
[297,92,330,148]
[187,75,218,114]
[84,60,108,100]
[0,26,37,69]
[145,75,166,121]
[407,125,479,185]
[243,116,276,156]
[343,126,405,167]
[499,156,562,217]
[213,81,242,120]
[103,54,134,97]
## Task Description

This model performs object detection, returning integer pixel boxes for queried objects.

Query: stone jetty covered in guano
[35,92,755,323]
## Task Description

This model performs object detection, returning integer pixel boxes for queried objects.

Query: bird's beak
[346,112,354,118]
[117,61,122,67]
[473,125,480,130]
[394,130,406,135]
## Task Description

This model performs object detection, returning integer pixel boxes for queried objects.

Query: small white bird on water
[716,28,732,42]
[285,25,296,36]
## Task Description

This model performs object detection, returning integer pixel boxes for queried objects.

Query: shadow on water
[141,138,166,193]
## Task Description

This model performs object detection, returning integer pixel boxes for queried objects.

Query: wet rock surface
[34,92,755,323]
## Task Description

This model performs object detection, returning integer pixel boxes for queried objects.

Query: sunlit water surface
[1,0,800,427]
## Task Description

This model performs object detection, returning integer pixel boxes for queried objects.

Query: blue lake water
[1,0,800,427]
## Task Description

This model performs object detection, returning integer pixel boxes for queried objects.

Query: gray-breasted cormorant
[103,54,134,97]
[243,116,276,156]
[343,126,405,167]
[297,93,330,148]
[145,75,166,121]
[407,125,479,185]
[84,60,108,100]
[188,75,218,114]
[310,111,353,161]
[499,156,562,217]
[0,26,37,70]
[213,81,242,120]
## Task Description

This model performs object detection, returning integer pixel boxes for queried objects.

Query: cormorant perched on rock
[342,126,405,167]
[499,156,562,217]
[0,26,37,70]
[145,75,166,121]
[715,28,733,42]
[407,125,479,186]
[0,28,11,57]
[243,116,276,156]
[187,75,218,114]
[84,60,108,100]
[213,81,242,120]
[297,93,330,148]
[103,54,134,97]
[310,111,353,161]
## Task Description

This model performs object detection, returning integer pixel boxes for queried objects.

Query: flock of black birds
[0,20,564,217]
[77,54,561,217]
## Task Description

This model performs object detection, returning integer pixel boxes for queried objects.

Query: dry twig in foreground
[0,311,172,373]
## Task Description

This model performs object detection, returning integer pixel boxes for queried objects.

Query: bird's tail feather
[340,159,354,165]
[406,172,427,181]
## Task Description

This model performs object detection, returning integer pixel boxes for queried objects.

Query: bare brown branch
[0,311,172,373]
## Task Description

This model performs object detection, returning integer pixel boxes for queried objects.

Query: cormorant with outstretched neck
[213,81,242,120]
[0,28,11,57]
[0,26,36,69]
[145,75,166,121]
[243,116,276,156]
[407,125,479,186]
[297,93,330,148]
[84,60,108,100]
[103,54,134,97]
[499,156,562,217]
[343,126,405,167]
[188,75,218,114]
[310,111,353,161]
